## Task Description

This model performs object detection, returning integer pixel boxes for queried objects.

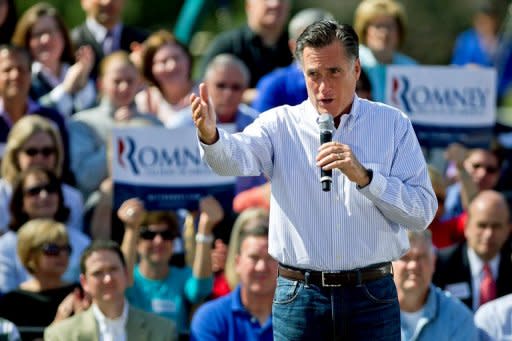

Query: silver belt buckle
[321,272,342,287]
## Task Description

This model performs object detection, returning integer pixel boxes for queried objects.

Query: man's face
[302,41,360,117]
[0,50,30,100]
[80,249,128,305]
[235,236,277,298]
[81,0,124,29]
[205,65,246,120]
[463,150,500,190]
[246,0,290,33]
[393,238,435,298]
[99,60,139,108]
[465,194,511,261]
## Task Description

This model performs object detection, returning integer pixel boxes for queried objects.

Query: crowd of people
[0,0,508,340]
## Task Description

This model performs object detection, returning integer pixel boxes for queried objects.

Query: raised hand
[189,83,218,144]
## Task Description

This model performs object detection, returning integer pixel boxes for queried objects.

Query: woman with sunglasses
[0,219,89,341]
[12,2,96,117]
[118,196,222,338]
[0,115,84,235]
[0,167,90,294]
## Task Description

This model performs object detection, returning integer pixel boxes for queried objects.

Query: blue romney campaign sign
[112,125,236,210]
[385,65,496,148]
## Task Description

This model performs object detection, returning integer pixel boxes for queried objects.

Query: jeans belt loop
[304,271,311,287]
[355,269,362,286]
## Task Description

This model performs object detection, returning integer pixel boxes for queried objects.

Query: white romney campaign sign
[385,65,496,147]
[112,125,236,210]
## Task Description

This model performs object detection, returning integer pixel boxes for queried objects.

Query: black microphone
[318,113,334,192]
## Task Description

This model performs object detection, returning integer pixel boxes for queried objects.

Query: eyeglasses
[24,182,58,197]
[471,163,499,174]
[215,82,244,92]
[22,147,56,157]
[139,229,175,241]
[39,243,72,256]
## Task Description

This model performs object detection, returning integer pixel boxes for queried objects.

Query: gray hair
[288,8,335,41]
[295,21,359,65]
[204,53,250,86]
[407,230,435,254]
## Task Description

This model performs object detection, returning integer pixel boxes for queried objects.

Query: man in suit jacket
[44,240,177,341]
[72,0,148,78]
[433,190,512,311]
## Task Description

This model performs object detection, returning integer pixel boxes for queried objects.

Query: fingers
[199,82,209,104]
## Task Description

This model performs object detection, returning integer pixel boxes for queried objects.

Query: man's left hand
[316,141,370,187]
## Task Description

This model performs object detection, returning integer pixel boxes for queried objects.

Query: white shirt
[467,247,500,311]
[85,18,122,53]
[92,300,129,341]
[201,96,437,270]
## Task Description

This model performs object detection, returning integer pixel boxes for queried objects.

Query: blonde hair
[1,115,64,184]
[354,0,407,46]
[17,219,68,274]
[225,208,269,289]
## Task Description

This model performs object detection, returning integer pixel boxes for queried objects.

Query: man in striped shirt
[190,20,437,340]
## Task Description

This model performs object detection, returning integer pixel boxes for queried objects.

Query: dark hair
[9,167,70,232]
[140,30,193,89]
[237,222,270,254]
[295,20,359,64]
[0,0,17,45]
[80,240,126,275]
[11,2,74,64]
[140,210,180,240]
[0,44,31,67]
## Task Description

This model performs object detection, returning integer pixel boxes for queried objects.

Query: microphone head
[318,113,334,132]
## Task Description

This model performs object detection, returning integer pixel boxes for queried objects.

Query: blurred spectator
[0,45,73,183]
[452,1,501,67]
[426,165,466,249]
[119,197,221,338]
[433,190,512,311]
[199,0,292,103]
[12,2,96,117]
[0,219,87,340]
[252,8,334,112]
[136,30,195,128]
[71,0,148,78]
[203,53,265,194]
[354,0,417,102]
[44,240,177,341]
[0,167,90,293]
[393,230,477,340]
[0,115,84,234]
[475,290,512,340]
[69,51,161,200]
[0,0,17,45]
[191,219,276,341]
[442,144,503,220]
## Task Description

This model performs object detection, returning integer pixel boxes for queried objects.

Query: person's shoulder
[434,285,473,316]
[392,52,417,65]
[238,103,259,119]
[193,291,233,320]
[475,293,512,322]
[357,98,409,121]
[45,309,91,337]
[129,305,176,331]
[121,24,149,43]
[436,242,464,263]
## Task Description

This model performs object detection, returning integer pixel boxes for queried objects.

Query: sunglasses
[22,147,56,157]
[39,243,72,256]
[215,82,243,92]
[24,182,58,197]
[471,163,499,174]
[139,229,175,241]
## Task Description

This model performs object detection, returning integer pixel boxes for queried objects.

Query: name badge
[151,299,176,314]
[445,282,471,299]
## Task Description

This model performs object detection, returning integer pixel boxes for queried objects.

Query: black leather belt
[278,262,392,287]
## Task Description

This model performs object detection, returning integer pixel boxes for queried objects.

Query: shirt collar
[86,17,122,44]
[467,246,500,278]
[32,61,69,87]
[308,94,360,131]
[92,299,129,334]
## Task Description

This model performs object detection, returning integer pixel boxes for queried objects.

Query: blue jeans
[272,274,400,340]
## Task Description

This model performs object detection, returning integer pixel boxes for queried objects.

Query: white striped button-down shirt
[201,96,437,271]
